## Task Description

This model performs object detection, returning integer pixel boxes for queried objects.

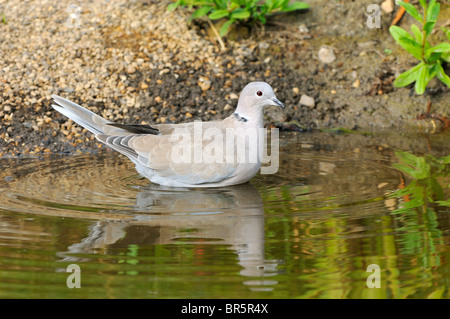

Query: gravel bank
[1,0,280,156]
[0,0,449,156]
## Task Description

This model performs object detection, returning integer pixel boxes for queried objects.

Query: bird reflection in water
[58,183,280,291]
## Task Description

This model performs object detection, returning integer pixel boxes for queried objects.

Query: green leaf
[265,0,275,10]
[418,0,427,8]
[397,1,422,23]
[427,177,445,201]
[411,24,422,43]
[425,64,438,88]
[272,0,288,9]
[231,9,251,20]
[415,63,428,94]
[442,154,450,165]
[259,4,269,16]
[210,1,224,10]
[428,287,447,299]
[399,37,423,60]
[427,52,443,63]
[388,182,414,199]
[415,157,431,179]
[427,1,440,23]
[425,154,445,171]
[167,1,180,12]
[414,64,436,94]
[393,163,420,179]
[426,43,450,55]
[442,52,450,63]
[389,26,422,60]
[387,25,405,42]
[395,150,421,167]
[436,62,450,88]
[425,39,431,52]
[424,21,437,37]
[394,63,423,87]
[208,9,230,20]
[189,6,213,21]
[256,13,267,24]
[435,200,450,207]
[442,27,450,41]
[219,19,234,36]
[424,2,439,37]
[282,2,310,12]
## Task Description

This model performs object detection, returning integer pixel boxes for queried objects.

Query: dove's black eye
[256,91,263,97]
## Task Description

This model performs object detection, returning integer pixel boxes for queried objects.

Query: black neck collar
[233,112,248,122]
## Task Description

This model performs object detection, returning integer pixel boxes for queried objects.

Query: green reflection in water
[389,150,449,209]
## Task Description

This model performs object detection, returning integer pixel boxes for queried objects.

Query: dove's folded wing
[97,127,239,185]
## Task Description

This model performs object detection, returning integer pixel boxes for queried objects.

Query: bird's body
[52,82,284,187]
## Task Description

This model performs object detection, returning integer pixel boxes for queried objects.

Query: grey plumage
[51,82,284,187]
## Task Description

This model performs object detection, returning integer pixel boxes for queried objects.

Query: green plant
[389,0,450,94]
[389,150,450,210]
[167,0,309,36]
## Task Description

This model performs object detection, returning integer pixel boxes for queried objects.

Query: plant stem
[421,2,427,62]
[206,18,226,51]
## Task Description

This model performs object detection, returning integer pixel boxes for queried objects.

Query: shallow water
[0,131,449,298]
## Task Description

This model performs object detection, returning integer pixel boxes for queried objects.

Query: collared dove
[52,82,284,187]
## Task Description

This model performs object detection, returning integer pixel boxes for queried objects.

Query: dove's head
[235,82,284,121]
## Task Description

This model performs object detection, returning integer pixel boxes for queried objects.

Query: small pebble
[318,45,336,64]
[298,24,309,33]
[159,69,170,75]
[198,76,211,91]
[299,94,315,108]
[381,0,394,13]
[259,42,269,50]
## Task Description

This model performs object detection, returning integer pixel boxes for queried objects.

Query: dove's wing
[97,121,240,185]
[51,95,154,136]
[51,95,241,185]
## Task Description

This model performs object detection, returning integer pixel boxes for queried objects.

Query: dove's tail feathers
[52,95,108,135]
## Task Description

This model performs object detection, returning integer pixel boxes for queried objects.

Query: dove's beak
[270,97,285,109]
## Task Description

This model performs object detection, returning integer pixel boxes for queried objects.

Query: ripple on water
[0,143,400,220]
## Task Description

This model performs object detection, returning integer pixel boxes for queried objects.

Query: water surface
[0,131,449,298]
